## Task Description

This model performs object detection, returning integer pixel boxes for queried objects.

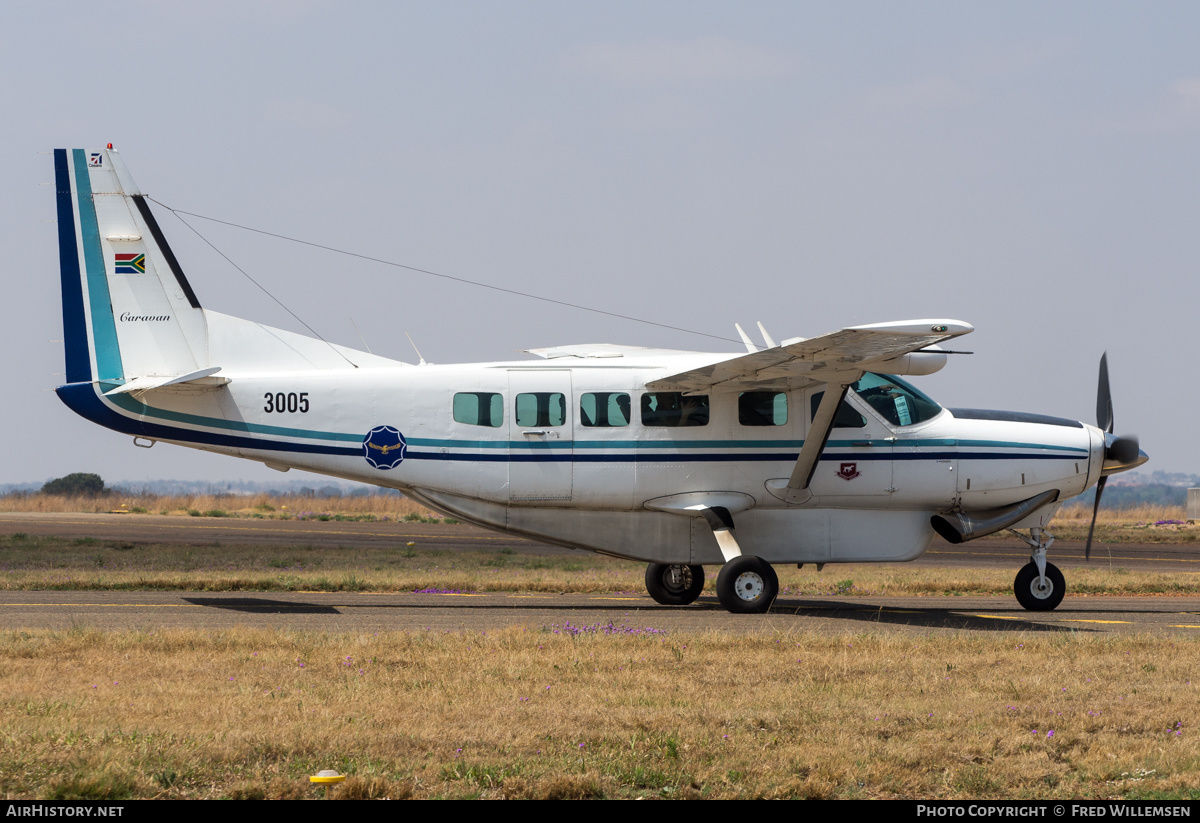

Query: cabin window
[453,392,503,427]
[810,392,867,429]
[851,373,942,427]
[515,392,567,427]
[580,392,631,427]
[641,392,709,427]
[739,391,787,426]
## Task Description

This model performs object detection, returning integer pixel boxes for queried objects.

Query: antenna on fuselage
[733,323,757,353]
[757,322,778,348]
[349,317,373,354]
[405,331,427,366]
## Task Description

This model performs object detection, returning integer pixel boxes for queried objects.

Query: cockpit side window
[851,373,942,427]
[739,391,787,426]
[809,392,866,429]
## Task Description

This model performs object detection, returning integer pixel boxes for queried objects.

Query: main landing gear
[643,556,780,614]
[645,563,705,606]
[1009,528,1065,611]
[716,555,778,614]
[643,504,779,614]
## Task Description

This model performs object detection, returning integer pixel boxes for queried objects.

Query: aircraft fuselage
[58,356,1102,566]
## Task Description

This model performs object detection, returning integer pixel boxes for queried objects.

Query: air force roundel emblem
[362,425,407,469]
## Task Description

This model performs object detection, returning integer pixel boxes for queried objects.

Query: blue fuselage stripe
[58,382,1085,467]
[404,451,1078,464]
[56,383,359,457]
[105,391,363,441]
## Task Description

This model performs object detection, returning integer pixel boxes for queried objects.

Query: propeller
[1085,353,1144,560]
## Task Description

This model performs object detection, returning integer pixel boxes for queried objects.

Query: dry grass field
[0,492,439,522]
[0,494,1198,799]
[3,494,1195,543]
[2,627,1198,800]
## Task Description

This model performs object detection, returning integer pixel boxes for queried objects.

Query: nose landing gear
[1009,528,1065,611]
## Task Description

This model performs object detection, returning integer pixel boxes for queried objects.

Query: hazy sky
[4,1,1197,485]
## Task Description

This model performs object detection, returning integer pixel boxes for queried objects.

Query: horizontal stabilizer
[103,367,228,396]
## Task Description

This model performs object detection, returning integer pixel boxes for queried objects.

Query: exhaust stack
[931,490,1060,545]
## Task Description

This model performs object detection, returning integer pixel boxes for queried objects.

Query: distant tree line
[15,473,405,500]
[40,473,108,497]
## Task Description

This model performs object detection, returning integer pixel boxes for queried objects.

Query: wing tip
[848,319,973,336]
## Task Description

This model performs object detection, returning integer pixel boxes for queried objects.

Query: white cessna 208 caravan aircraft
[53,146,1148,614]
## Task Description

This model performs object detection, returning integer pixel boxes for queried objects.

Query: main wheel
[1014,561,1065,611]
[645,563,706,605]
[716,555,779,614]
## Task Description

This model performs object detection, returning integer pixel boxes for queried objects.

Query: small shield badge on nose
[837,462,861,481]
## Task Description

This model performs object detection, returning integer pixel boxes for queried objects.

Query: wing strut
[767,380,855,505]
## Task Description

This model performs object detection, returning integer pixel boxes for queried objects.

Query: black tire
[1014,561,1065,611]
[716,555,778,614]
[645,563,705,605]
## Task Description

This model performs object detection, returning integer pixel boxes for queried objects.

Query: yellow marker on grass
[310,769,345,798]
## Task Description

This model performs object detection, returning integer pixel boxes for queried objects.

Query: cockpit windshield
[851,373,942,427]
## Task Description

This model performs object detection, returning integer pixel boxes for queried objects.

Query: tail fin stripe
[71,149,124,384]
[132,194,202,309]
[54,149,91,384]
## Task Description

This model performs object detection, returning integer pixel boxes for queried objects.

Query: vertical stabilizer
[54,147,207,388]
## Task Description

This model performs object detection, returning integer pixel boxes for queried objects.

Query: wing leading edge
[646,319,973,394]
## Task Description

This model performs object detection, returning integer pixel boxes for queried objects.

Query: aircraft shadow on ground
[183,597,340,615]
[762,597,1090,633]
[180,593,1089,633]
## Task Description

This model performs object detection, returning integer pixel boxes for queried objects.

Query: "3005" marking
[264,392,309,414]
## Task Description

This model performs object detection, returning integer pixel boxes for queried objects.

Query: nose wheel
[1009,528,1065,611]
[716,555,779,614]
[1014,561,1065,611]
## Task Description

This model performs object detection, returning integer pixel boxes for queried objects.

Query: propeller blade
[1096,352,1113,433]
[1085,475,1107,561]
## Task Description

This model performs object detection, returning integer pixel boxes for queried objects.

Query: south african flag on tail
[114,253,146,274]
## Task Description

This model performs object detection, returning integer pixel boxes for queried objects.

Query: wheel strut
[1007,527,1065,611]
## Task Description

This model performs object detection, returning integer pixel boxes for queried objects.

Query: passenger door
[507,370,573,501]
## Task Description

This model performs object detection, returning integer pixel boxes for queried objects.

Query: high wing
[646,319,973,394]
